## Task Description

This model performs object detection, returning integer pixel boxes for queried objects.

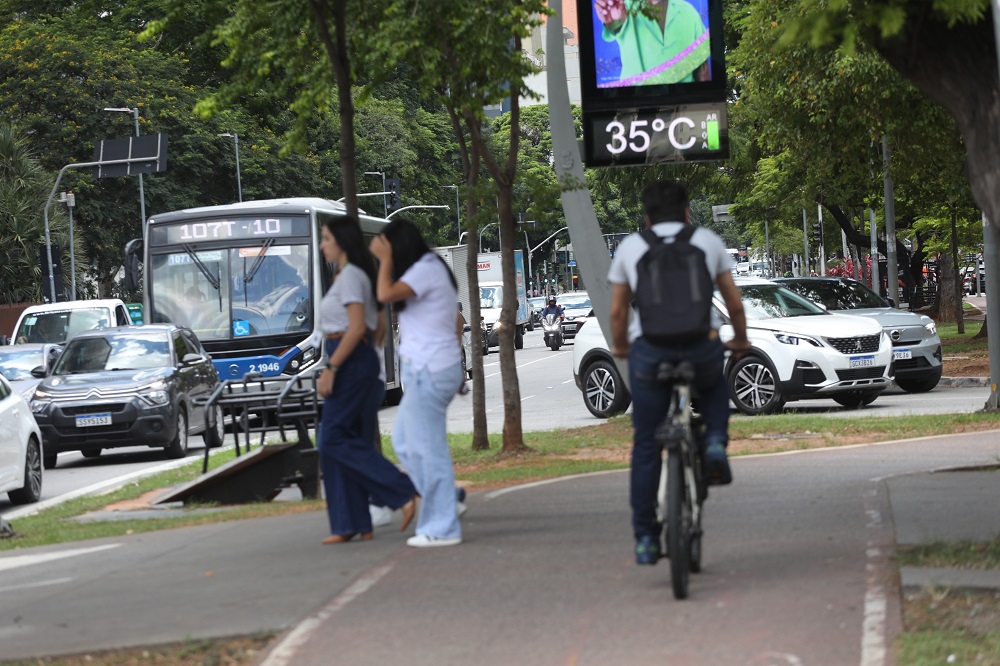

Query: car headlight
[30,399,51,414]
[139,390,170,406]
[923,320,937,336]
[774,332,821,347]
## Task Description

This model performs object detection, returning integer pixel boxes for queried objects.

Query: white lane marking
[484,352,568,379]
[259,562,394,666]
[0,577,73,593]
[860,483,888,666]
[484,470,622,500]
[521,395,536,401]
[0,543,121,574]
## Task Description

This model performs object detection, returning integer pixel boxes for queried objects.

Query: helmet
[548,297,556,305]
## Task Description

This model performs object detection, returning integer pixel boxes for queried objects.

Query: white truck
[477,250,528,350]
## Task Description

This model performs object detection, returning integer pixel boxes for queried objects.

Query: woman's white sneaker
[406,534,462,548]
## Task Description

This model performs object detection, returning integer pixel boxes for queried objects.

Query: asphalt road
[4,326,991,517]
[2,431,998,664]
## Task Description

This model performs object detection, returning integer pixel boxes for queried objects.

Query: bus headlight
[287,345,320,372]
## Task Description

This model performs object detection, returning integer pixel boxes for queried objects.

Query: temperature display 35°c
[583,103,729,167]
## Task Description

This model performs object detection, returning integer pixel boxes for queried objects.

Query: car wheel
[8,437,42,505]
[583,359,631,418]
[895,372,942,394]
[515,327,524,350]
[165,408,189,459]
[81,449,102,459]
[832,390,882,408]
[729,355,785,415]
[203,403,225,449]
[43,446,58,470]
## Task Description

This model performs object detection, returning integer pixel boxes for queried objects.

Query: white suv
[572,277,894,417]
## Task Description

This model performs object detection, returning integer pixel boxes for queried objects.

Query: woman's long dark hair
[324,215,381,308]
[381,217,456,311]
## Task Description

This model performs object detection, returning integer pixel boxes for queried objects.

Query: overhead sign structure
[576,0,729,167]
[91,134,168,178]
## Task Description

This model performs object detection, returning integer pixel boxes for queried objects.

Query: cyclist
[608,179,750,565]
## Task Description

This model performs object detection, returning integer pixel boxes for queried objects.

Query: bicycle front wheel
[667,450,691,599]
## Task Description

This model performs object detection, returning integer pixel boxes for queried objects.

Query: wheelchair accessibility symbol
[233,320,250,337]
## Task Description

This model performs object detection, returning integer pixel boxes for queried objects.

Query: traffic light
[385,178,401,211]
[811,222,823,246]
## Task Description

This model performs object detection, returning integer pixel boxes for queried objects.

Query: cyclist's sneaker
[703,443,733,486]
[635,535,660,565]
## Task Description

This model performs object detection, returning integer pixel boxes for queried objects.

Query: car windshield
[0,347,44,380]
[55,332,172,374]
[14,308,110,344]
[780,280,886,310]
[481,285,502,309]
[736,285,827,319]
[560,296,591,310]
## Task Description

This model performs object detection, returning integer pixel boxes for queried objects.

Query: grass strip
[898,536,1000,570]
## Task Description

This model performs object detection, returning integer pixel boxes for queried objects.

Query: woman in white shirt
[317,216,416,544]
[370,218,465,548]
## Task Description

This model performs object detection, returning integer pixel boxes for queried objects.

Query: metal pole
[869,208,880,296]
[454,186,460,241]
[523,230,532,294]
[882,135,899,306]
[67,192,76,299]
[802,208,809,275]
[764,218,771,278]
[133,108,146,239]
[982,213,1000,409]
[234,133,243,202]
[817,204,826,275]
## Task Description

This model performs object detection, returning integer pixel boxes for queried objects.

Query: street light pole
[480,222,499,251]
[218,133,242,202]
[441,185,460,242]
[364,171,387,218]
[386,205,450,219]
[103,107,146,236]
[61,191,77,298]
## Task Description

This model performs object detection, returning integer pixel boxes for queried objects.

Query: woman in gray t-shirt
[316,217,416,544]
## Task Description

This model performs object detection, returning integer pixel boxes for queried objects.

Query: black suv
[30,325,223,468]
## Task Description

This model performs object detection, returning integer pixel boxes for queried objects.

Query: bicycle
[653,359,707,600]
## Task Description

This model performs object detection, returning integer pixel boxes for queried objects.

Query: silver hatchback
[774,277,943,393]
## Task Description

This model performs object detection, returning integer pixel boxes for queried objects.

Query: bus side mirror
[123,238,143,291]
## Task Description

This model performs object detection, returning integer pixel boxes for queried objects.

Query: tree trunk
[464,69,528,454]
[872,12,1000,236]
[974,318,988,341]
[936,250,959,323]
[310,0,358,217]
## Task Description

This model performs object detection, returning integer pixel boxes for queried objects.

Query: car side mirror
[885,298,896,308]
[31,365,47,378]
[182,353,204,366]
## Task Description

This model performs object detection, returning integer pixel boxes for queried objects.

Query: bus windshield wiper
[182,244,221,291]
[243,238,275,284]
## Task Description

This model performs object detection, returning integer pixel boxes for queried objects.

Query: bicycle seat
[655,360,696,383]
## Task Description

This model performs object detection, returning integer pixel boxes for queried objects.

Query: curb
[900,566,1000,593]
[937,376,991,388]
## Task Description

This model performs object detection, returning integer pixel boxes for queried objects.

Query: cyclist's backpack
[635,226,714,346]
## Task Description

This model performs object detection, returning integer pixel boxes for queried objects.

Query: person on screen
[595,0,710,85]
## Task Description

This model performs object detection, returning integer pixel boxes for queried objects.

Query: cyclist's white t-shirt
[397,253,460,372]
[608,221,733,343]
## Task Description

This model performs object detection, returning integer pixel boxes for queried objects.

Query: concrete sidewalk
[886,467,1000,592]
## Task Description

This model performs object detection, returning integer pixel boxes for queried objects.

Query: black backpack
[635,226,715,346]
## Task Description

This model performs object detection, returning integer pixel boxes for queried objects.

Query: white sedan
[0,373,43,505]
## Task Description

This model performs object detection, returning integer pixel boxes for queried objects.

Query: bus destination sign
[150,216,311,244]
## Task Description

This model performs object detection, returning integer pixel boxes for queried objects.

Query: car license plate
[893,349,913,360]
[76,413,112,428]
[849,355,875,368]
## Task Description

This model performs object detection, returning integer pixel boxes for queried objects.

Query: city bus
[123,197,401,401]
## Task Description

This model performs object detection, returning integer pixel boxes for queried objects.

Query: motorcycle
[542,313,563,351]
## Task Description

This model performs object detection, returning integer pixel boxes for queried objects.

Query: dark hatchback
[29,325,224,468]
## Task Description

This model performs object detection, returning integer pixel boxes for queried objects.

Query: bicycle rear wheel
[667,450,690,599]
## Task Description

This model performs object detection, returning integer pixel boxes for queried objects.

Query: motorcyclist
[541,296,564,321]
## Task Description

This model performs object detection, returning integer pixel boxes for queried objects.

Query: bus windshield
[148,244,312,341]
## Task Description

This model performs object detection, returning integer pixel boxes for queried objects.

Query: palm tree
[0,124,74,304]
